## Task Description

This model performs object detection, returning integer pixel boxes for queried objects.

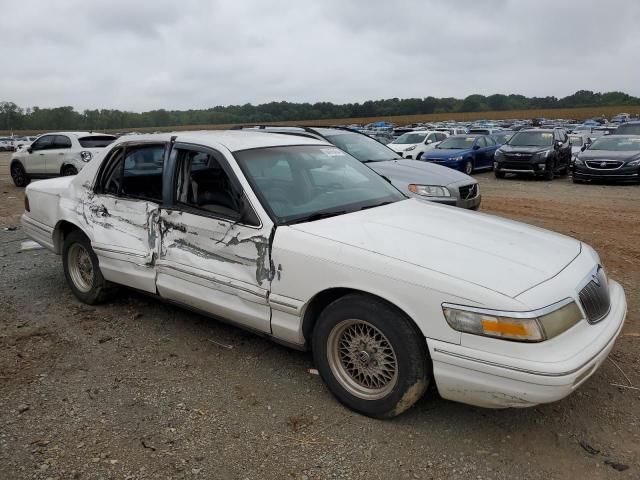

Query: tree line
[1,90,638,131]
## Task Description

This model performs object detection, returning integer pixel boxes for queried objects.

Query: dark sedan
[573,135,640,183]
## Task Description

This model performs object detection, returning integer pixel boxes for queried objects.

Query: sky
[1,0,639,112]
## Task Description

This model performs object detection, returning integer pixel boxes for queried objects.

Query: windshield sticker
[321,148,347,157]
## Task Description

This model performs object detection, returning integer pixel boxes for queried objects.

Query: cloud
[1,0,639,111]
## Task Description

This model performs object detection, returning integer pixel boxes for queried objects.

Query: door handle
[163,221,186,233]
[89,205,109,216]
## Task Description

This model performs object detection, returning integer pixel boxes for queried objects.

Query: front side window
[54,135,72,149]
[174,149,242,219]
[235,145,405,224]
[31,135,54,151]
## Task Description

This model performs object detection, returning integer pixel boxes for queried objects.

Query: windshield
[436,136,476,149]
[614,124,640,135]
[568,135,583,146]
[235,145,405,224]
[589,137,640,151]
[392,133,427,144]
[325,133,400,162]
[78,136,116,148]
[507,131,554,147]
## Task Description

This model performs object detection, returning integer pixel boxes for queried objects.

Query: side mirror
[472,144,480,150]
[581,144,588,152]
[426,139,433,144]
[27,147,33,154]
[554,140,562,149]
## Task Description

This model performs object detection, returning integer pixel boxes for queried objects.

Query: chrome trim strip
[500,168,535,173]
[93,246,147,258]
[23,216,53,234]
[269,298,300,310]
[441,297,575,319]
[574,172,638,177]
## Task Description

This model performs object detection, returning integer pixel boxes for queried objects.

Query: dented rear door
[155,145,273,333]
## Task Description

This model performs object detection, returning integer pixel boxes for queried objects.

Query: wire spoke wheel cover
[67,243,94,293]
[327,319,398,400]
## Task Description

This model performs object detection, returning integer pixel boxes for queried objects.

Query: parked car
[21,131,627,417]
[0,137,14,151]
[234,126,480,209]
[422,134,499,174]
[387,131,448,160]
[573,135,640,183]
[9,132,117,187]
[494,129,572,180]
[13,136,37,151]
[612,121,640,136]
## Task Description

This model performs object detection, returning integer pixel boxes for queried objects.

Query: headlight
[80,151,93,162]
[534,150,550,160]
[628,158,640,166]
[442,300,583,342]
[495,150,504,159]
[574,158,584,165]
[408,184,451,197]
[451,155,464,161]
[405,145,417,151]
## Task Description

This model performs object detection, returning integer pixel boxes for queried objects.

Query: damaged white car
[22,131,626,418]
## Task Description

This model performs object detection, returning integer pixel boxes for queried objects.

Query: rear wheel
[10,162,30,187]
[62,230,116,304]
[312,293,430,418]
[494,170,506,179]
[62,165,78,176]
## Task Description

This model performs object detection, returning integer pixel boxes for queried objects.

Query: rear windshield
[78,136,116,148]
[568,135,583,146]
[325,133,400,162]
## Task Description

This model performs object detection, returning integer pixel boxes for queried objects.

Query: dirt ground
[0,151,638,480]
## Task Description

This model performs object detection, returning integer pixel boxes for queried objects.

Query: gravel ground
[0,152,639,479]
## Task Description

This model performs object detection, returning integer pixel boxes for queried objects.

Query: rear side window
[79,136,116,148]
[54,135,72,149]
[476,137,487,147]
[98,144,165,202]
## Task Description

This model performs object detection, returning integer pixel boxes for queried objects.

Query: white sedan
[21,131,626,417]
[388,130,448,159]
[10,131,116,187]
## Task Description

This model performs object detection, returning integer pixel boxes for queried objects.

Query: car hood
[368,159,475,186]
[423,148,473,159]
[290,199,581,298]
[500,145,550,154]
[578,149,640,162]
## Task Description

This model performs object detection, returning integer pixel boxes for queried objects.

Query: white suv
[10,132,116,187]
[388,130,448,160]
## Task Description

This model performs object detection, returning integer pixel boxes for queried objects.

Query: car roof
[38,131,117,138]
[116,130,328,152]
[448,133,481,138]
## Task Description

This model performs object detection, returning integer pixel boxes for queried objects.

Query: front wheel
[10,162,30,187]
[62,165,78,176]
[62,230,116,304]
[464,160,474,175]
[495,170,506,179]
[312,293,430,418]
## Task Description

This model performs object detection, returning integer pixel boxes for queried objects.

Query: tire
[62,165,78,176]
[10,162,30,187]
[494,170,506,179]
[543,162,554,181]
[311,293,430,418]
[416,152,423,160]
[62,230,116,304]
[464,160,473,175]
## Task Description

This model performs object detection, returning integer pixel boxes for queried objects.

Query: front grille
[458,184,478,200]
[578,267,611,324]
[585,160,623,170]
[504,153,533,162]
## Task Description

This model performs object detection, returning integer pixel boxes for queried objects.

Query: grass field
[3,105,640,135]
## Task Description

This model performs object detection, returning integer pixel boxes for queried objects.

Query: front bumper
[427,280,626,408]
[423,158,465,172]
[495,157,549,175]
[573,164,639,181]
